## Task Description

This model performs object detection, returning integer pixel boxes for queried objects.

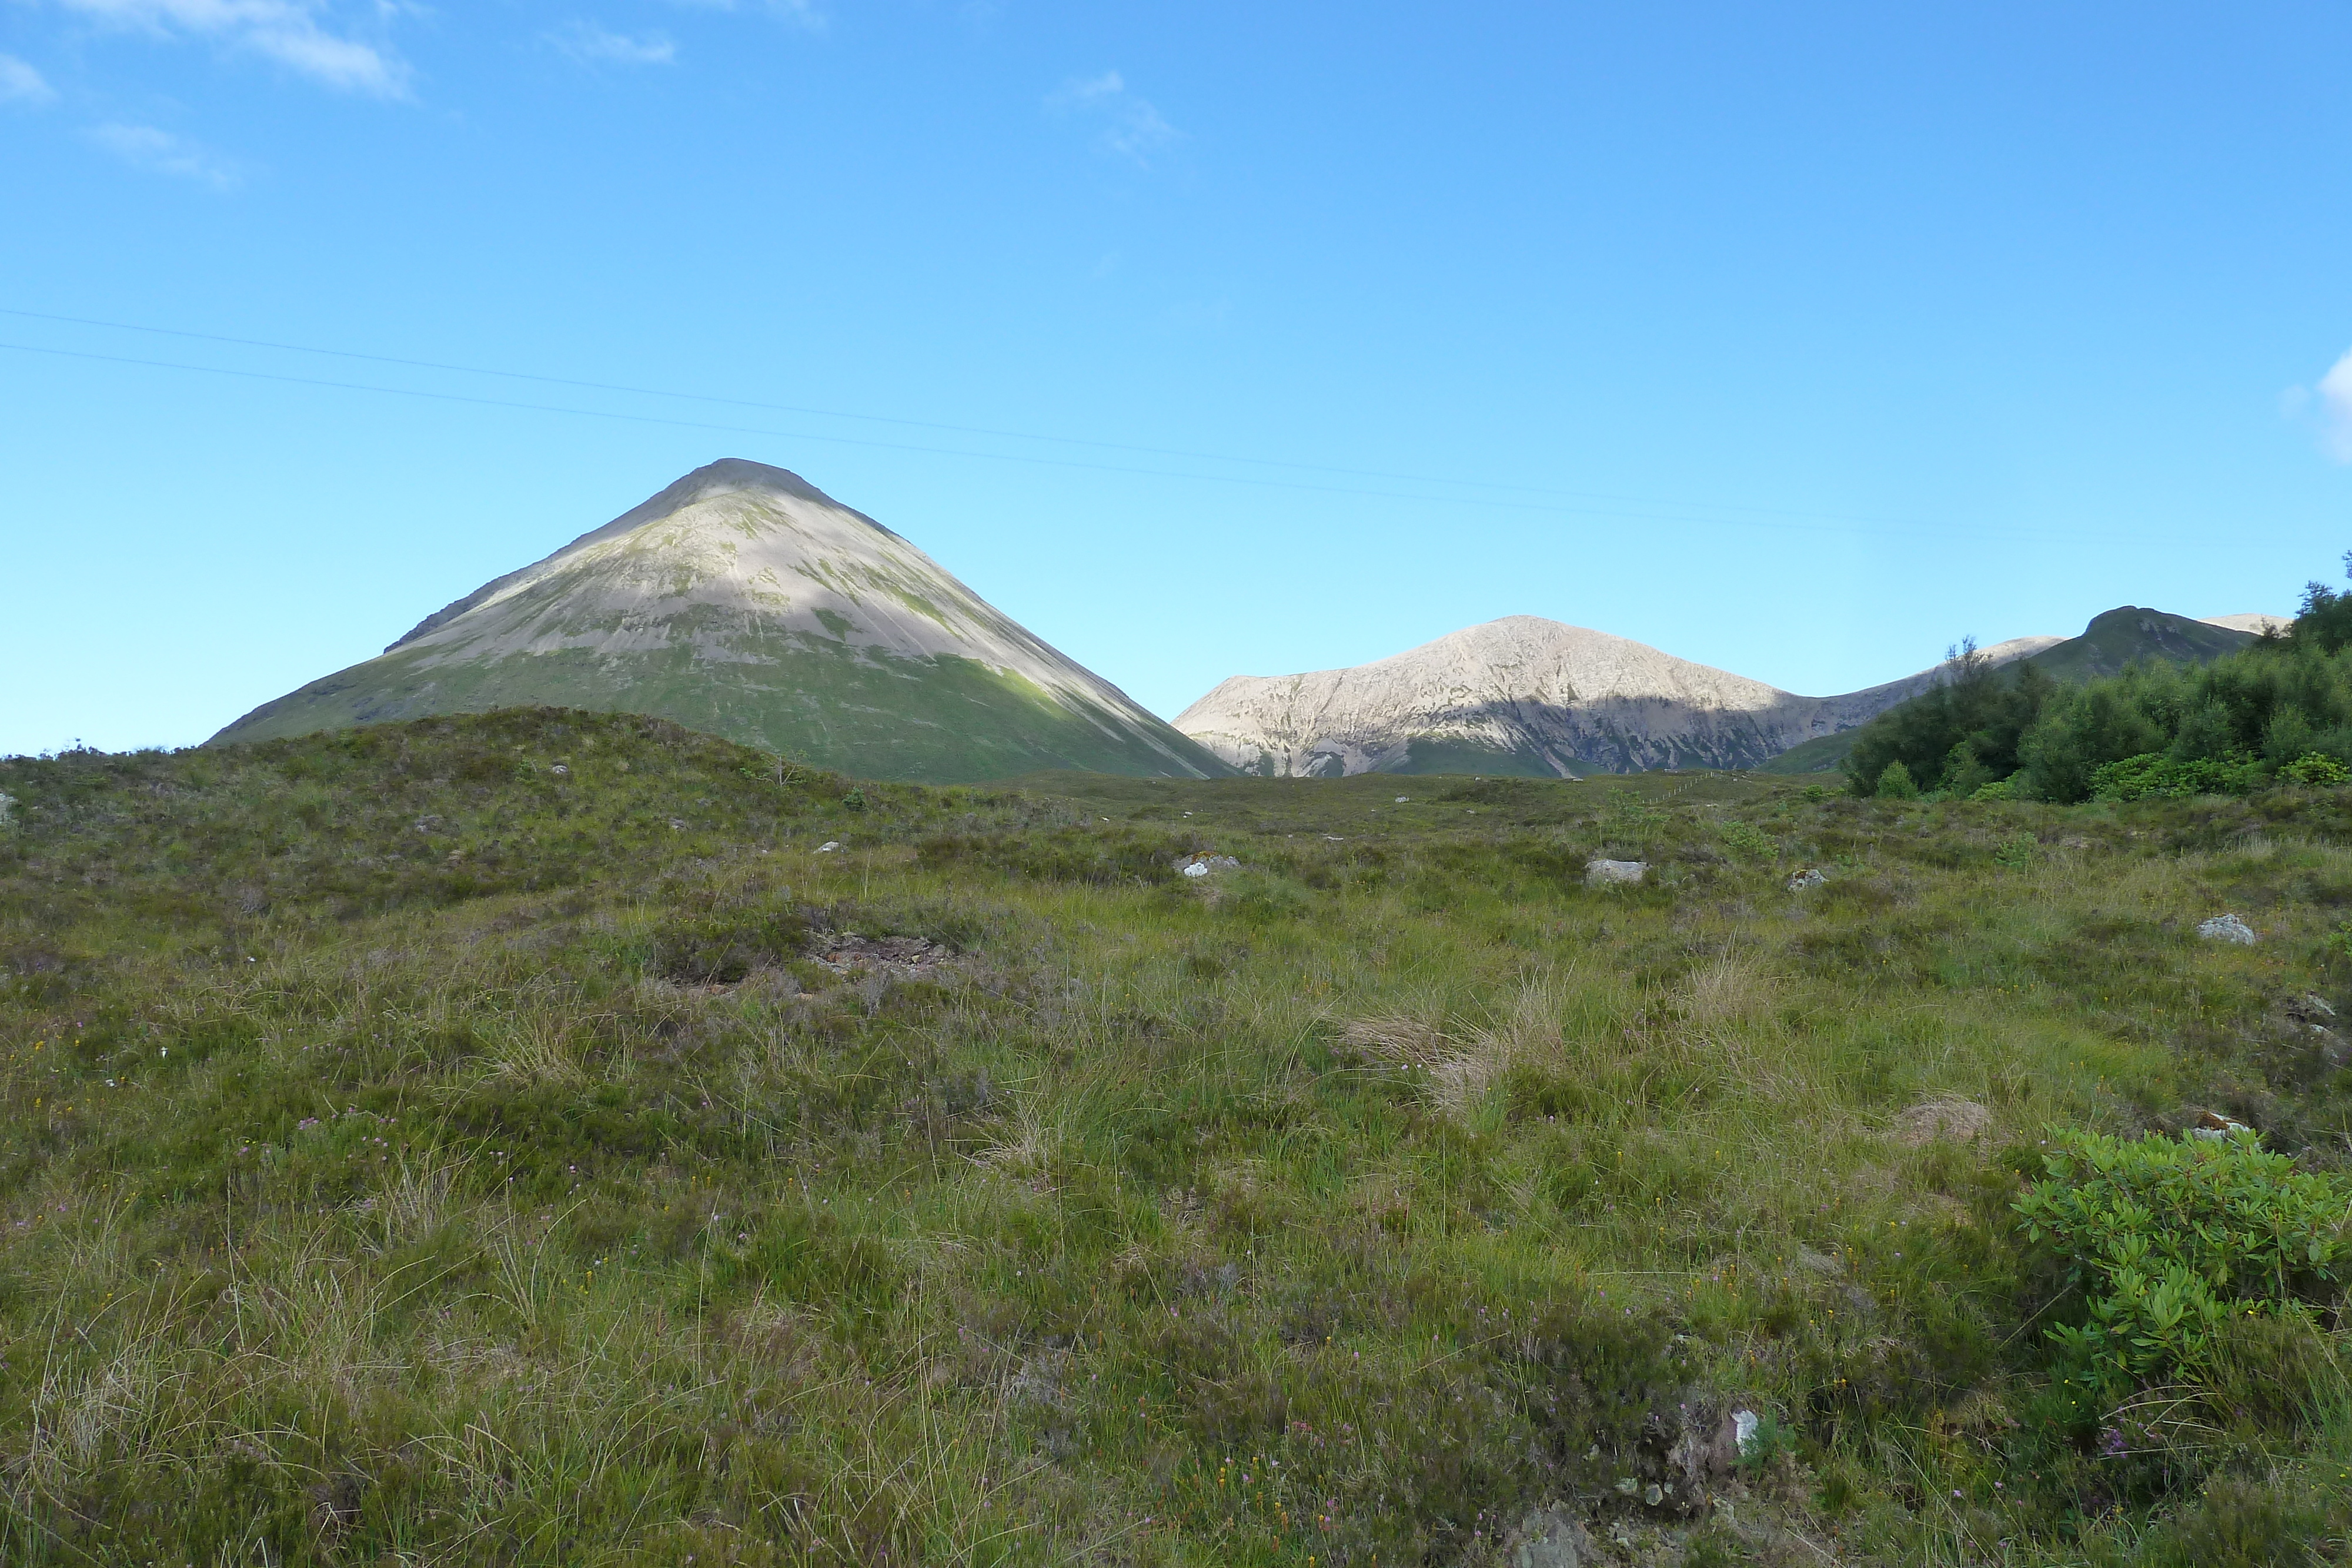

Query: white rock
[1733,1409,1760,1457]
[816,841,840,853]
[1506,1505,1593,1568]
[1585,858,1647,886]
[1786,868,1826,891]
[2197,914,2256,944]
[0,791,14,827]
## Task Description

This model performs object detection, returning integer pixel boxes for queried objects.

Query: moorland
[4,710,2352,1564]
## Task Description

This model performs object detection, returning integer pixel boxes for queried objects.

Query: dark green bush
[2089,753,2262,802]
[2014,1129,2350,1400]
[650,905,808,982]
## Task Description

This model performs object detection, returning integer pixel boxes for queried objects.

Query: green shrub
[2283,752,2351,788]
[2014,1129,2350,1399]
[651,905,809,983]
[1971,777,2021,801]
[2087,753,2261,802]
[1874,761,1919,800]
[2160,1470,2347,1568]
[1718,820,1775,858]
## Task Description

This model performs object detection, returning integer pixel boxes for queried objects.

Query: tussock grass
[4,713,2352,1562]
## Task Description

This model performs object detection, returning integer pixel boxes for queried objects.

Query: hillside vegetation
[1842,573,2352,804]
[1761,609,2256,781]
[7,713,2352,1564]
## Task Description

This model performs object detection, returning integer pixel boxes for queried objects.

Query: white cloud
[1048,69,1180,165]
[2321,347,2352,463]
[0,53,60,104]
[89,120,237,186]
[50,1,409,96]
[549,21,677,66]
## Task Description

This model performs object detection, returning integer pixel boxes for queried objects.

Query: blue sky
[2,1,2348,755]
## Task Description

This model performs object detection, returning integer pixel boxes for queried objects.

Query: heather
[5,712,2352,1563]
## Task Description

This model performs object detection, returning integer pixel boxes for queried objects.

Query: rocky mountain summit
[213,460,1229,782]
[1172,617,2062,777]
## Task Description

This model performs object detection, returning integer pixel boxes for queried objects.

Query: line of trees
[1844,555,2352,801]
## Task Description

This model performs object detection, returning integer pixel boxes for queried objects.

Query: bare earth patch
[1892,1096,1993,1147]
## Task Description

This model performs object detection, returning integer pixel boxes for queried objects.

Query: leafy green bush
[2087,753,2261,802]
[1874,760,1920,800]
[1718,820,1775,858]
[2283,751,2351,787]
[1971,777,2022,801]
[2014,1129,2350,1399]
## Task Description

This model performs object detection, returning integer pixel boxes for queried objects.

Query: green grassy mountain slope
[2027,605,2255,682]
[1759,606,2257,774]
[211,460,1231,784]
[8,710,2352,1563]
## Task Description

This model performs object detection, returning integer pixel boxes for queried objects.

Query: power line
[0,327,2184,551]
[2,303,1947,533]
[0,336,1969,540]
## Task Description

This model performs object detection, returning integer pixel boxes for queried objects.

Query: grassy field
[5,710,2352,1565]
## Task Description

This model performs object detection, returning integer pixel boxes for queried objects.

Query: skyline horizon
[4,3,2346,755]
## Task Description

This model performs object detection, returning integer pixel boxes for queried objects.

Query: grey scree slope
[1173,616,2064,777]
[212,459,1230,783]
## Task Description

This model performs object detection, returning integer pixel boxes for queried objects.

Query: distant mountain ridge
[213,460,1231,783]
[1176,605,2278,780]
[1172,618,2059,778]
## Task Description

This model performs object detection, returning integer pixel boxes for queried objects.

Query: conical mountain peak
[216,462,1228,783]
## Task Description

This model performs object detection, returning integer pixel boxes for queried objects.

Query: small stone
[816,841,840,853]
[550,764,569,776]
[1786,867,1826,891]
[2191,1109,2254,1141]
[1585,858,1647,886]
[2197,914,2257,944]
[1505,1503,1592,1568]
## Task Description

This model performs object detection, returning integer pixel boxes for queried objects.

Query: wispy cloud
[2321,347,2352,463]
[549,21,677,66]
[50,1,409,97]
[660,0,824,32]
[1047,69,1180,165]
[89,120,237,186]
[0,54,60,105]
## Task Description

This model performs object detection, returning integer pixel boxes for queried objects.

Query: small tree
[1874,760,1919,799]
